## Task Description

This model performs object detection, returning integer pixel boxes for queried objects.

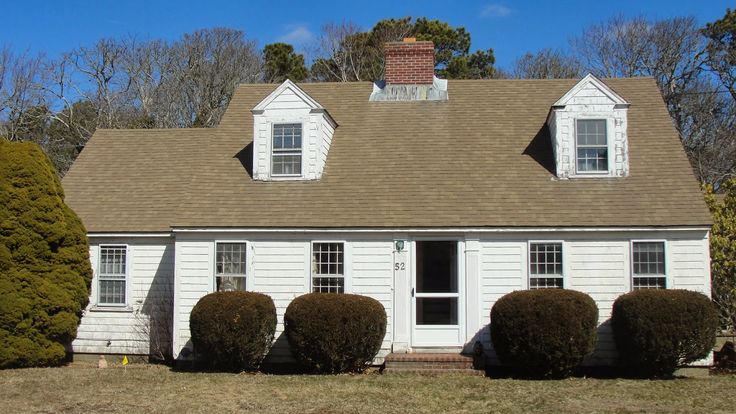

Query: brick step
[383,353,482,376]
[384,353,474,363]
[383,367,485,376]
[385,361,474,370]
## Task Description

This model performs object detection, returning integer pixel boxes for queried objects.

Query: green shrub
[0,140,92,368]
[704,181,736,331]
[490,289,599,378]
[285,293,386,373]
[189,291,276,371]
[611,289,718,377]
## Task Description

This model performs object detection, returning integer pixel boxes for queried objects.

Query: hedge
[490,289,599,378]
[0,140,92,368]
[285,293,386,373]
[190,291,276,371]
[611,289,718,377]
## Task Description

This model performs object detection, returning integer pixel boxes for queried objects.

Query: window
[576,119,608,173]
[632,241,666,289]
[271,123,302,176]
[529,242,563,289]
[312,242,344,293]
[215,242,247,291]
[99,245,127,305]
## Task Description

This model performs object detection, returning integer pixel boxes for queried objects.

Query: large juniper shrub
[490,289,599,378]
[284,293,386,373]
[611,289,718,377]
[0,141,92,368]
[190,291,276,371]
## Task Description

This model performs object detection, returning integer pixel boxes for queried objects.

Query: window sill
[267,175,305,181]
[89,306,134,313]
[568,173,616,179]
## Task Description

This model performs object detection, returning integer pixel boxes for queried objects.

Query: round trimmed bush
[190,291,276,371]
[285,293,386,373]
[490,289,599,378]
[611,289,718,377]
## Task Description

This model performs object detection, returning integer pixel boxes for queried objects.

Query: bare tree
[512,48,581,79]
[71,38,131,129]
[0,48,47,141]
[310,22,372,82]
[172,28,262,127]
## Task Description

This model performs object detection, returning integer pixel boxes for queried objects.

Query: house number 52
[394,262,405,271]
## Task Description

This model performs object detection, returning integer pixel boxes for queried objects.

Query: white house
[62,39,712,366]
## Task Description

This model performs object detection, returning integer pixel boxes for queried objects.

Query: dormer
[547,74,630,179]
[251,80,337,181]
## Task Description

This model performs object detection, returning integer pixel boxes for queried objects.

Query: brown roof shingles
[62,78,712,232]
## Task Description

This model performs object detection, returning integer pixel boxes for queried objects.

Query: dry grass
[1,363,735,413]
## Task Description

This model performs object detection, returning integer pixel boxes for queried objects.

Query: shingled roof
[62,78,712,233]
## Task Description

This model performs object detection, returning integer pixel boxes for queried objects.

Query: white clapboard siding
[250,240,309,363]
[112,229,713,368]
[669,239,709,293]
[173,239,213,356]
[73,238,174,355]
[478,241,526,363]
[172,235,395,365]
[567,241,627,365]
[669,237,713,365]
[350,240,395,362]
[475,232,711,367]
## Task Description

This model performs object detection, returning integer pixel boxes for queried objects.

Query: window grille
[312,242,344,293]
[272,123,302,176]
[529,242,563,289]
[216,242,247,291]
[99,246,127,305]
[576,119,608,173]
[632,242,666,289]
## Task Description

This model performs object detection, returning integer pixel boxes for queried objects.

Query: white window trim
[527,240,566,289]
[97,244,130,308]
[310,240,349,293]
[213,240,250,292]
[630,239,668,290]
[571,116,615,178]
[269,121,305,179]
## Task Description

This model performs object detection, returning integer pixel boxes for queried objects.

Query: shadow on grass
[484,365,692,380]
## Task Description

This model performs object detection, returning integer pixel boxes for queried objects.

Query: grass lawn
[1,363,735,413]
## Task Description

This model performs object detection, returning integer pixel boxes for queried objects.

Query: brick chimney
[384,38,435,85]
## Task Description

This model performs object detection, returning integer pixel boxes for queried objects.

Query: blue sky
[1,0,732,69]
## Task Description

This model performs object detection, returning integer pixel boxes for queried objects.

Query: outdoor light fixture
[395,240,405,252]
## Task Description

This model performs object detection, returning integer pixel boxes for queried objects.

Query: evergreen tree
[263,43,308,83]
[705,181,736,331]
[0,140,92,368]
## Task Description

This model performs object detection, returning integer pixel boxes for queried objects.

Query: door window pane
[416,298,458,325]
[416,241,457,293]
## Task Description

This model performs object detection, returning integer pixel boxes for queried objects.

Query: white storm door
[411,240,464,347]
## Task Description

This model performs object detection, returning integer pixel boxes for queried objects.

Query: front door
[411,240,464,347]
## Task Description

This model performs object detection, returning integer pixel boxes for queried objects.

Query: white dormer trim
[553,74,629,109]
[251,79,337,181]
[547,73,630,179]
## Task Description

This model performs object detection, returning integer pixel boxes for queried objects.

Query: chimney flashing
[369,76,448,102]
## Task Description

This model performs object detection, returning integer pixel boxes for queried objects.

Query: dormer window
[575,119,609,174]
[272,123,303,177]
[546,74,629,179]
[252,80,337,181]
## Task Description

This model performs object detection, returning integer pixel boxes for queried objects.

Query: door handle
[411,288,415,297]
